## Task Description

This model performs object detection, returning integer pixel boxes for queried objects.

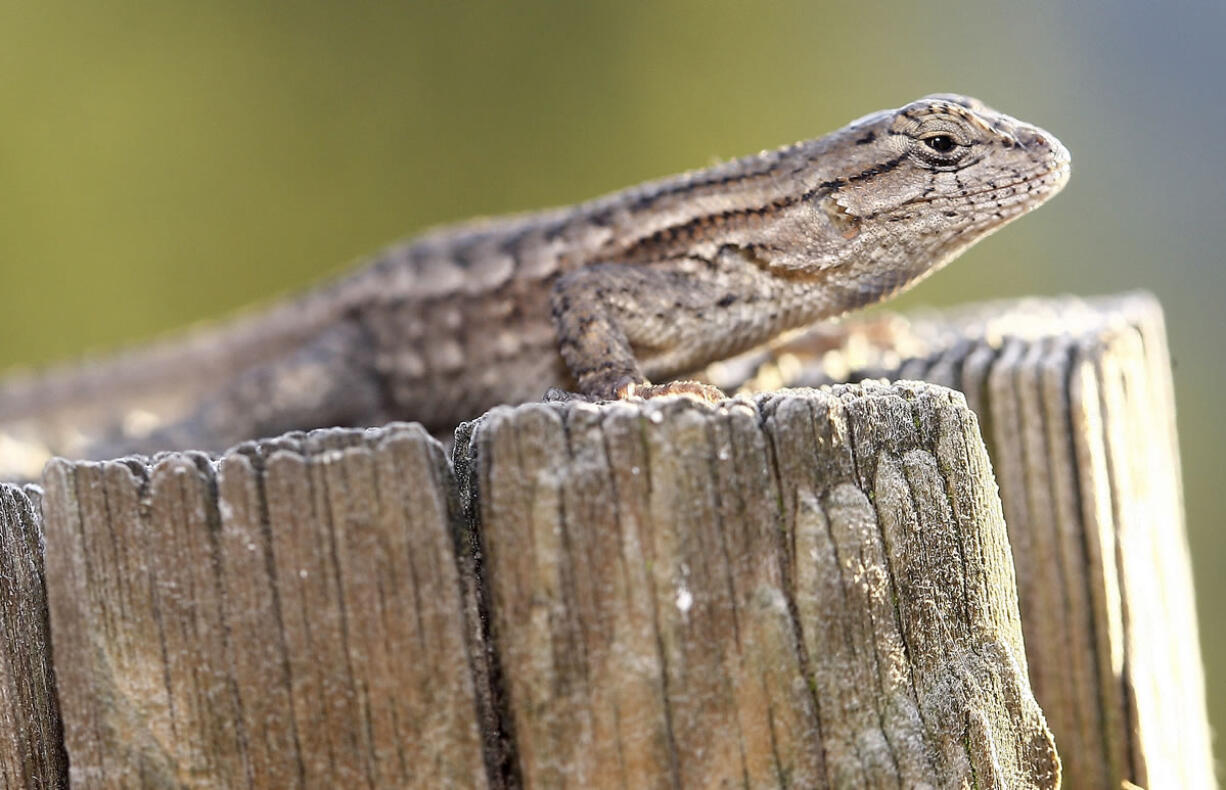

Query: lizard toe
[543,387,589,403]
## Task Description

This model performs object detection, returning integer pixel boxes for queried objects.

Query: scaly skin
[0,94,1069,469]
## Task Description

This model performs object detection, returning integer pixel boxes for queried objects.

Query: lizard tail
[0,292,345,435]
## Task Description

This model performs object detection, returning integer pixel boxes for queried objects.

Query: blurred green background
[1,0,1221,755]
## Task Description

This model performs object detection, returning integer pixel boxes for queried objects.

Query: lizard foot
[544,387,588,403]
[616,379,727,403]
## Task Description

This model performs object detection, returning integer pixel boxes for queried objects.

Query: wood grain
[460,383,1058,788]
[6,292,1208,788]
[41,426,488,788]
[0,484,66,789]
[729,291,1213,789]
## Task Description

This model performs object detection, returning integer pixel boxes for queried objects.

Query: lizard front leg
[550,256,758,403]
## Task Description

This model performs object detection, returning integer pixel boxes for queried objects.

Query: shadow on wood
[0,485,66,788]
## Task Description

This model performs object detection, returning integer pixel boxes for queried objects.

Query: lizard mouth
[1002,162,1071,201]
[993,164,1070,208]
[899,162,1071,213]
[1043,160,1072,192]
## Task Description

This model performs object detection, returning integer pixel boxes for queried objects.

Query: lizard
[0,93,1069,473]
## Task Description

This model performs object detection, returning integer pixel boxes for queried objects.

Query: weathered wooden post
[729,292,1214,788]
[17,384,1058,787]
[0,485,65,788]
[0,292,1213,788]
[41,430,489,788]
[460,384,1058,786]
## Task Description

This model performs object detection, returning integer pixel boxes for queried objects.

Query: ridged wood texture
[458,383,1057,788]
[41,429,489,789]
[0,484,66,788]
[0,292,1207,788]
[27,382,1060,788]
[729,291,1212,789]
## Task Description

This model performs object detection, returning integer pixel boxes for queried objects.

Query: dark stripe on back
[616,153,908,262]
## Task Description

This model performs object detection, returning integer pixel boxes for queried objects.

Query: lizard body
[0,94,1069,466]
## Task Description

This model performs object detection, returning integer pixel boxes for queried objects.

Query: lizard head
[800,93,1070,298]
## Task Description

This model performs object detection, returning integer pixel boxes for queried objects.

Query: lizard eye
[912,128,971,169]
[924,134,956,153]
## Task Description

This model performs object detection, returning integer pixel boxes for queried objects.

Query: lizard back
[0,93,1070,474]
